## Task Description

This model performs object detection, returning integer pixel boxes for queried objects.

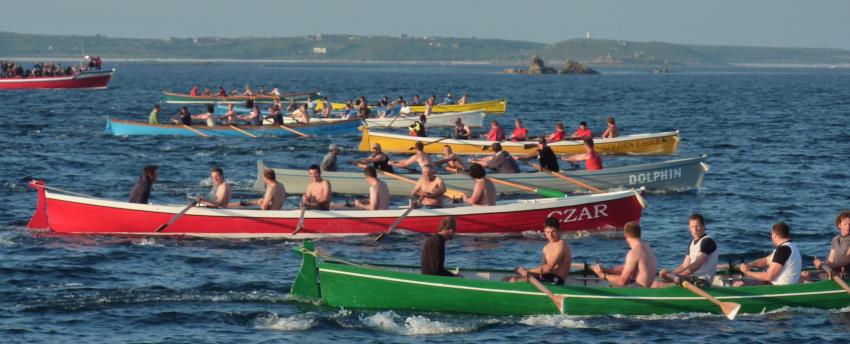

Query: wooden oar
[154,202,196,232]
[280,124,311,138]
[374,197,421,241]
[660,271,740,320]
[453,169,565,198]
[528,275,565,314]
[228,124,258,138]
[292,205,308,235]
[182,125,210,138]
[355,163,465,200]
[821,264,850,296]
[415,137,452,150]
[527,161,602,193]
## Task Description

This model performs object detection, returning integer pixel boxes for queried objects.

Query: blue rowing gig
[104,116,363,137]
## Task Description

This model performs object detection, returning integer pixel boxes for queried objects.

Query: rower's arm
[744,262,784,282]
[535,246,565,275]
[431,179,447,198]
[562,153,588,162]
[365,186,379,211]
[611,253,638,287]
[679,253,710,277]
[749,255,770,269]
[671,255,691,275]
[464,183,482,205]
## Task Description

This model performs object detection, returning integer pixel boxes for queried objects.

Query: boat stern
[358,126,371,152]
[27,180,49,229]
[290,241,322,301]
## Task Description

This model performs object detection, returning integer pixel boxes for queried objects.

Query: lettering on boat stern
[604,137,665,151]
[628,167,683,185]
[547,204,608,223]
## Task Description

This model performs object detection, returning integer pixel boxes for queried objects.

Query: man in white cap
[321,144,341,172]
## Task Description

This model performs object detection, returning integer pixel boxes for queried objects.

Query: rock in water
[561,59,599,75]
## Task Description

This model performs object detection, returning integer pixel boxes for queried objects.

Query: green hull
[291,244,850,317]
[162,90,319,104]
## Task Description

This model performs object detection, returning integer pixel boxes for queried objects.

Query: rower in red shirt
[562,139,603,170]
[484,120,505,141]
[546,122,566,142]
[570,121,593,140]
[510,118,528,141]
[189,85,199,96]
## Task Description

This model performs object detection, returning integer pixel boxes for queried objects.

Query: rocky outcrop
[505,55,599,75]
[561,59,599,74]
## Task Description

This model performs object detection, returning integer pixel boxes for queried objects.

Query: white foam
[132,237,162,246]
[255,313,317,331]
[360,311,477,336]
[519,314,588,328]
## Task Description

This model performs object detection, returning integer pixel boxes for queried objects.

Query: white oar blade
[722,302,741,321]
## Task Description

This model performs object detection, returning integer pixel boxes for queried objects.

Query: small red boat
[27,181,645,238]
[0,69,115,90]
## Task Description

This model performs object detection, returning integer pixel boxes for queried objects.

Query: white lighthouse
[586,31,591,39]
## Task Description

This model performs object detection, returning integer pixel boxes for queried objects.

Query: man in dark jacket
[421,216,461,277]
[128,165,158,204]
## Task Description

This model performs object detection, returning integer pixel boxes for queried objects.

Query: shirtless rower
[411,164,447,208]
[358,143,394,172]
[602,117,619,138]
[390,141,431,171]
[592,221,658,288]
[199,166,232,208]
[505,217,572,285]
[462,163,496,206]
[469,142,519,174]
[514,137,560,172]
[562,139,603,170]
[238,168,286,210]
[301,164,332,210]
[351,166,390,210]
[433,145,466,173]
[659,214,719,287]
[220,104,237,124]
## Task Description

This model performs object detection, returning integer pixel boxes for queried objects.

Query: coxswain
[483,120,505,141]
[592,221,658,288]
[237,168,286,210]
[569,121,593,140]
[411,164,447,208]
[321,144,340,172]
[148,104,160,125]
[602,116,619,138]
[128,165,158,204]
[199,166,232,208]
[452,118,471,139]
[358,143,394,173]
[301,165,332,210]
[546,122,567,142]
[462,163,496,206]
[408,114,427,137]
[562,139,603,170]
[171,106,193,125]
[659,214,719,287]
[505,217,572,284]
[812,211,850,276]
[510,118,528,141]
[420,216,461,277]
[390,141,431,171]
[515,137,560,172]
[469,142,519,174]
[738,222,801,285]
[351,166,390,210]
[433,145,466,173]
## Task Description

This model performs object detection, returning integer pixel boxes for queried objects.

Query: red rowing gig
[0,69,115,90]
[26,181,645,238]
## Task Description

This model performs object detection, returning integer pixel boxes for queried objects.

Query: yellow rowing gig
[333,99,507,113]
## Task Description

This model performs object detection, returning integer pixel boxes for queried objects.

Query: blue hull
[105,117,362,137]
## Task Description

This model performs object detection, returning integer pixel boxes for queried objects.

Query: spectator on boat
[510,119,528,142]
[263,105,284,125]
[659,214,719,287]
[562,139,603,170]
[390,141,431,171]
[398,101,412,117]
[458,94,468,105]
[291,104,310,124]
[217,87,228,97]
[592,221,658,288]
[421,216,460,277]
[192,104,218,127]
[238,168,286,210]
[441,93,454,105]
[602,116,619,138]
[220,104,237,124]
[452,118,472,139]
[569,121,593,140]
[505,217,573,285]
[515,137,560,172]
[411,164,447,209]
[469,142,519,174]
[433,145,466,173]
[358,143,394,173]
[128,165,158,204]
[148,104,160,125]
[546,122,567,142]
[408,114,427,137]
[351,166,390,211]
[321,144,341,172]
[199,166,233,208]
[171,106,192,125]
[462,163,496,206]
[411,95,422,106]
[189,85,199,96]
[738,222,801,285]
[302,165,332,210]
[483,120,506,141]
[812,211,850,275]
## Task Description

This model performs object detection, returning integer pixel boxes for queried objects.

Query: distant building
[586,31,591,39]
[312,47,327,54]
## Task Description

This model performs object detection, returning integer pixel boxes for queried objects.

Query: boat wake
[519,314,588,328]
[359,311,481,336]
[254,312,318,332]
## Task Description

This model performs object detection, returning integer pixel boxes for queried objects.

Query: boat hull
[0,69,114,89]
[27,181,644,238]
[214,106,487,128]
[291,244,850,316]
[162,90,319,104]
[332,99,507,113]
[257,155,708,195]
[359,128,680,155]
[104,117,362,137]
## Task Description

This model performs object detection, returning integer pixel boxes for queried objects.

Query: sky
[1,0,848,50]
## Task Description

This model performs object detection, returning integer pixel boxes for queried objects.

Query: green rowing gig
[291,242,850,316]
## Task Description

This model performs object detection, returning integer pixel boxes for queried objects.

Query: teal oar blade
[536,187,566,198]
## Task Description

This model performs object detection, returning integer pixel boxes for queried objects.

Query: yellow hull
[332,99,507,113]
[359,128,680,156]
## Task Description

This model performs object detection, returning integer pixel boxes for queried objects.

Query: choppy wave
[519,314,588,328]
[254,312,318,331]
[360,311,480,336]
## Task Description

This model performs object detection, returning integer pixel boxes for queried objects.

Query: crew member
[128,165,158,204]
[505,217,572,285]
[592,221,658,288]
[420,217,461,277]
[301,164,332,210]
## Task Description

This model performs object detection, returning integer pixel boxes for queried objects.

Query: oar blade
[721,302,741,321]
[536,188,566,198]
[555,295,565,314]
